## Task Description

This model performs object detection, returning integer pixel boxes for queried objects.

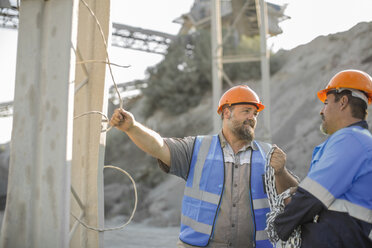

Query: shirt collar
[347,120,369,129]
[218,131,258,151]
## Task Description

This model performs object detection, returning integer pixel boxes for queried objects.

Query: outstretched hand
[109,108,135,132]
[269,145,286,174]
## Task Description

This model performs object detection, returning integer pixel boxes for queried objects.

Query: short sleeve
[157,136,196,180]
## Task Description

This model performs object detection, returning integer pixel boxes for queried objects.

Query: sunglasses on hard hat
[326,88,369,105]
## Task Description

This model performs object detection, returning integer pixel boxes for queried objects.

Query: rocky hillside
[269,21,372,175]
[1,21,372,228]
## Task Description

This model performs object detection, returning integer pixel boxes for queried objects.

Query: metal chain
[264,147,301,248]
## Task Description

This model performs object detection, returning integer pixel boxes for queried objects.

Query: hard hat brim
[317,89,328,103]
[217,102,265,114]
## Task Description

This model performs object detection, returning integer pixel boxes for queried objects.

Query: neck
[341,117,363,129]
[332,115,363,134]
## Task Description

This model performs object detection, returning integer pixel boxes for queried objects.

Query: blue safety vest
[179,134,272,247]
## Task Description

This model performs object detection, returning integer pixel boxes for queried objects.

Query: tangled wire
[69,0,137,233]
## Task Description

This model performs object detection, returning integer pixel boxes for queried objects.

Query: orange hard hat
[317,69,372,104]
[217,85,265,114]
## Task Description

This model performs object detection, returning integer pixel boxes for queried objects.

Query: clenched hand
[109,108,135,132]
[269,145,286,174]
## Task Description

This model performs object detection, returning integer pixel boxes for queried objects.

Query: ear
[222,107,231,119]
[339,95,349,110]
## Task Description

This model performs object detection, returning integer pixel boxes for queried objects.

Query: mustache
[243,119,255,128]
[321,114,325,121]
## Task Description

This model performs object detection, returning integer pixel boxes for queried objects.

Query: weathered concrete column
[211,0,223,133]
[0,0,78,247]
[69,0,110,247]
[256,0,271,143]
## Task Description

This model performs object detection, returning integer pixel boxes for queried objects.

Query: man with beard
[274,69,372,247]
[110,85,298,248]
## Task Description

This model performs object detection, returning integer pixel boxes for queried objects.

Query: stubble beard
[319,114,328,135]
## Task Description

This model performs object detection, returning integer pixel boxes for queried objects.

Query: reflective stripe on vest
[179,135,272,247]
[252,141,272,247]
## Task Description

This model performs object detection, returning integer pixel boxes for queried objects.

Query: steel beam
[0,7,18,29]
[0,8,175,55]
[111,23,175,55]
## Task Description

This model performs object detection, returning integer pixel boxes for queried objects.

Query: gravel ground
[0,212,180,247]
[104,216,180,248]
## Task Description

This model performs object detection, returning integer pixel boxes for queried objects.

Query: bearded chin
[235,125,255,141]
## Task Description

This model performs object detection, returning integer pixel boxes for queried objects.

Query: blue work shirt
[274,121,372,247]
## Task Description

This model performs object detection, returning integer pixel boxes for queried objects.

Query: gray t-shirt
[158,133,260,248]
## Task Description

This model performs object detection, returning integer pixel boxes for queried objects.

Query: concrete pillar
[0,0,78,247]
[211,0,223,134]
[256,0,271,143]
[69,0,110,247]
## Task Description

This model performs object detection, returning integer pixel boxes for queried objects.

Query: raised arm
[269,145,299,194]
[109,108,171,167]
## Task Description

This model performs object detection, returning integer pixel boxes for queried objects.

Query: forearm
[274,187,324,241]
[125,121,171,166]
[274,168,299,194]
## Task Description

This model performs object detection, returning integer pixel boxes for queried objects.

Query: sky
[1,0,372,143]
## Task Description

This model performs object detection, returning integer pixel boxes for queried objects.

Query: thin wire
[76,60,130,69]
[72,45,89,78]
[74,111,109,121]
[69,0,138,233]
[79,0,123,109]
[73,111,112,132]
[73,0,130,131]
[71,165,138,232]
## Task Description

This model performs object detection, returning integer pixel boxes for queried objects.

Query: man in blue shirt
[274,69,372,247]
